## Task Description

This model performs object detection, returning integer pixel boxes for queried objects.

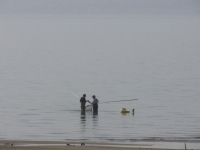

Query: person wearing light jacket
[88,95,99,112]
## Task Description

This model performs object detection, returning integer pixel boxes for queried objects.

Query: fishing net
[85,105,92,111]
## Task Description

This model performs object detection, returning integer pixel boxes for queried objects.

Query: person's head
[92,95,96,99]
[83,94,86,97]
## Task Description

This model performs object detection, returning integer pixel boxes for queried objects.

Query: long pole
[71,92,79,98]
[99,99,138,104]
[70,92,138,104]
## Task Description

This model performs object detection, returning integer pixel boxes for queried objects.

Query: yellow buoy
[120,108,130,113]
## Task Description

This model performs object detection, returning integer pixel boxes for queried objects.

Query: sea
[0,16,200,144]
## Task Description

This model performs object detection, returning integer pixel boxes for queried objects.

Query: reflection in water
[80,110,86,131]
[121,113,126,116]
[81,110,86,116]
[80,110,99,131]
[92,111,98,127]
[93,111,98,116]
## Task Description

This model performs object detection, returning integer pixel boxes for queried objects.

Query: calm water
[0,16,200,142]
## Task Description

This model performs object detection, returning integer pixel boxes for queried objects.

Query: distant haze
[0,0,200,16]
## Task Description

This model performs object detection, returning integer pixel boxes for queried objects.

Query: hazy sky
[0,0,200,16]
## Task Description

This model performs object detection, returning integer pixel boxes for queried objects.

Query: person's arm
[87,100,92,104]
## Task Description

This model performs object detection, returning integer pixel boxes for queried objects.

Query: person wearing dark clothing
[80,94,87,111]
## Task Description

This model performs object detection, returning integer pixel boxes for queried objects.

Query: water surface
[0,16,200,142]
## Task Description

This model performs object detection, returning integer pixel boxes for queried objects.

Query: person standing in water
[80,94,87,111]
[88,95,99,112]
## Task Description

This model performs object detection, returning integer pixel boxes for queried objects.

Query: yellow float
[120,108,130,113]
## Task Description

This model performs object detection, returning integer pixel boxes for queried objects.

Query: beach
[0,140,200,150]
[0,146,173,150]
[0,146,174,150]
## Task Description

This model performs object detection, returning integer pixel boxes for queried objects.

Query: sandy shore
[0,146,174,150]
[0,140,199,150]
[0,146,173,150]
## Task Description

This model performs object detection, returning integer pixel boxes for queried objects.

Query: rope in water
[99,99,138,104]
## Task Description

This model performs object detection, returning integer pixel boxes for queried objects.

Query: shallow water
[0,16,200,142]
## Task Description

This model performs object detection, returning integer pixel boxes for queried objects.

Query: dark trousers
[81,105,85,111]
[93,104,98,112]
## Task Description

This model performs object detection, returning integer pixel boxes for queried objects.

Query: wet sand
[0,140,199,150]
[0,146,175,150]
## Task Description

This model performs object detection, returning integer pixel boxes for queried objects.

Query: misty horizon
[1,0,200,17]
